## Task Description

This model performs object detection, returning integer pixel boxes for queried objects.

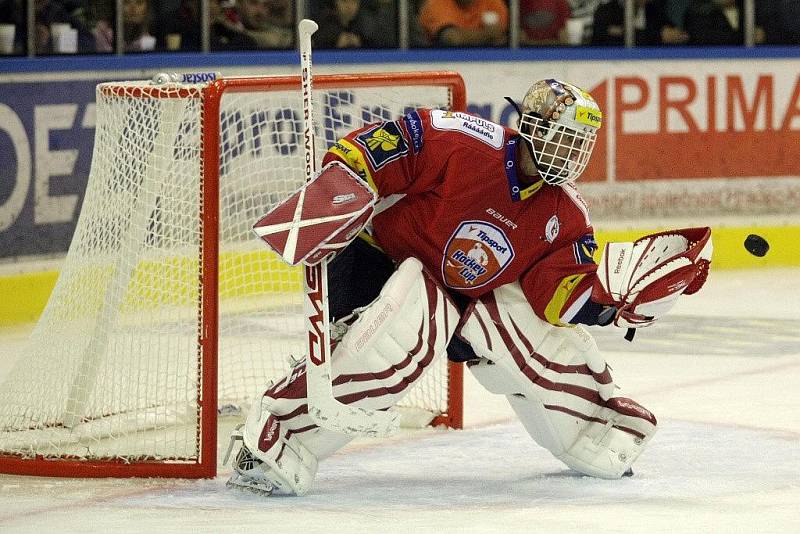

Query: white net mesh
[0,74,460,469]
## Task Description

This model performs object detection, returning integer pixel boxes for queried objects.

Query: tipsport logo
[575,105,602,128]
[442,221,514,289]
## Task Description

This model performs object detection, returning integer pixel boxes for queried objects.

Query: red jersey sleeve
[321,109,447,198]
[520,231,600,326]
[519,186,603,326]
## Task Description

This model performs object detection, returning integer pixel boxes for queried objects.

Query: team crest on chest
[442,221,514,289]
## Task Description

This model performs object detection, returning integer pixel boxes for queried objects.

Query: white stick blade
[298,19,319,37]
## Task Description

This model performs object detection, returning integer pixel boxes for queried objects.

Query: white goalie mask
[517,79,602,185]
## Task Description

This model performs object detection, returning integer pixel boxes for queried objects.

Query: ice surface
[0,268,798,533]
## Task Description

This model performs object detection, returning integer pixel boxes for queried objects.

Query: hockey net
[0,72,466,478]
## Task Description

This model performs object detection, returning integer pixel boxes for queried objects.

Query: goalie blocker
[252,161,377,266]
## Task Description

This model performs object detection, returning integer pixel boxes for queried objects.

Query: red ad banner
[458,63,800,185]
[612,74,800,180]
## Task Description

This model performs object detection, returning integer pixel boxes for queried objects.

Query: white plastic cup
[0,24,15,54]
[166,33,181,51]
[566,18,584,46]
[481,10,500,26]
[50,22,70,40]
[55,27,78,53]
[139,34,156,51]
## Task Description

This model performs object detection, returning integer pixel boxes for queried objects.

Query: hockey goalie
[226,78,713,495]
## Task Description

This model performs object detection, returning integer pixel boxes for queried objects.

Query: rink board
[0,224,797,327]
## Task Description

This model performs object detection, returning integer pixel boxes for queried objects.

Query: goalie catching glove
[253,161,377,265]
[592,227,712,329]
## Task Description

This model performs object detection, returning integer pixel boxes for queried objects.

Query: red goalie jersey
[322,109,602,326]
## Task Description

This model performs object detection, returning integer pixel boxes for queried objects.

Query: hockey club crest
[355,121,408,170]
[545,215,560,243]
[442,221,514,289]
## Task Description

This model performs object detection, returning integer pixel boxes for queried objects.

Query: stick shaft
[296,19,398,437]
[298,19,331,401]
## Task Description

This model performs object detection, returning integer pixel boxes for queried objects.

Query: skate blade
[226,474,275,497]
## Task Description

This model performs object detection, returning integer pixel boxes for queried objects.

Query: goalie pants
[330,237,477,361]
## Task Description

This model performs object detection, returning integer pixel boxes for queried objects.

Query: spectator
[209,0,264,50]
[0,0,25,54]
[520,0,572,46]
[418,0,509,47]
[590,0,688,46]
[228,0,294,49]
[12,0,98,54]
[314,0,394,49]
[265,0,293,31]
[756,0,800,45]
[409,0,429,46]
[568,0,601,19]
[123,0,156,51]
[662,0,689,28]
[150,0,258,51]
[154,0,201,51]
[86,0,114,52]
[683,0,744,45]
[361,0,399,47]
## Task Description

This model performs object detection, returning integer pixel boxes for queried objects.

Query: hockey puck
[744,234,769,257]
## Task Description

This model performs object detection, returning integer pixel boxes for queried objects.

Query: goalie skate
[224,425,275,496]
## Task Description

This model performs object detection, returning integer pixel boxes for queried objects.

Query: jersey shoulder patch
[429,109,505,149]
[402,110,424,154]
[573,233,598,265]
[354,121,409,171]
[328,139,375,190]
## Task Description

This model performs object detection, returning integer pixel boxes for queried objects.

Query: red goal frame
[0,72,466,479]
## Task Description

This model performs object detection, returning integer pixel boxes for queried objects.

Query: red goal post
[0,71,466,479]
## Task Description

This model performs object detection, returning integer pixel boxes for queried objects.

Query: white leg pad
[460,282,657,479]
[240,395,321,496]
[239,257,458,494]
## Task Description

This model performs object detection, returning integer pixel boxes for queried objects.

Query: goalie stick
[296,19,400,437]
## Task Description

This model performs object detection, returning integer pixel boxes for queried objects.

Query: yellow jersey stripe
[519,179,544,200]
[543,273,587,326]
[328,139,377,192]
